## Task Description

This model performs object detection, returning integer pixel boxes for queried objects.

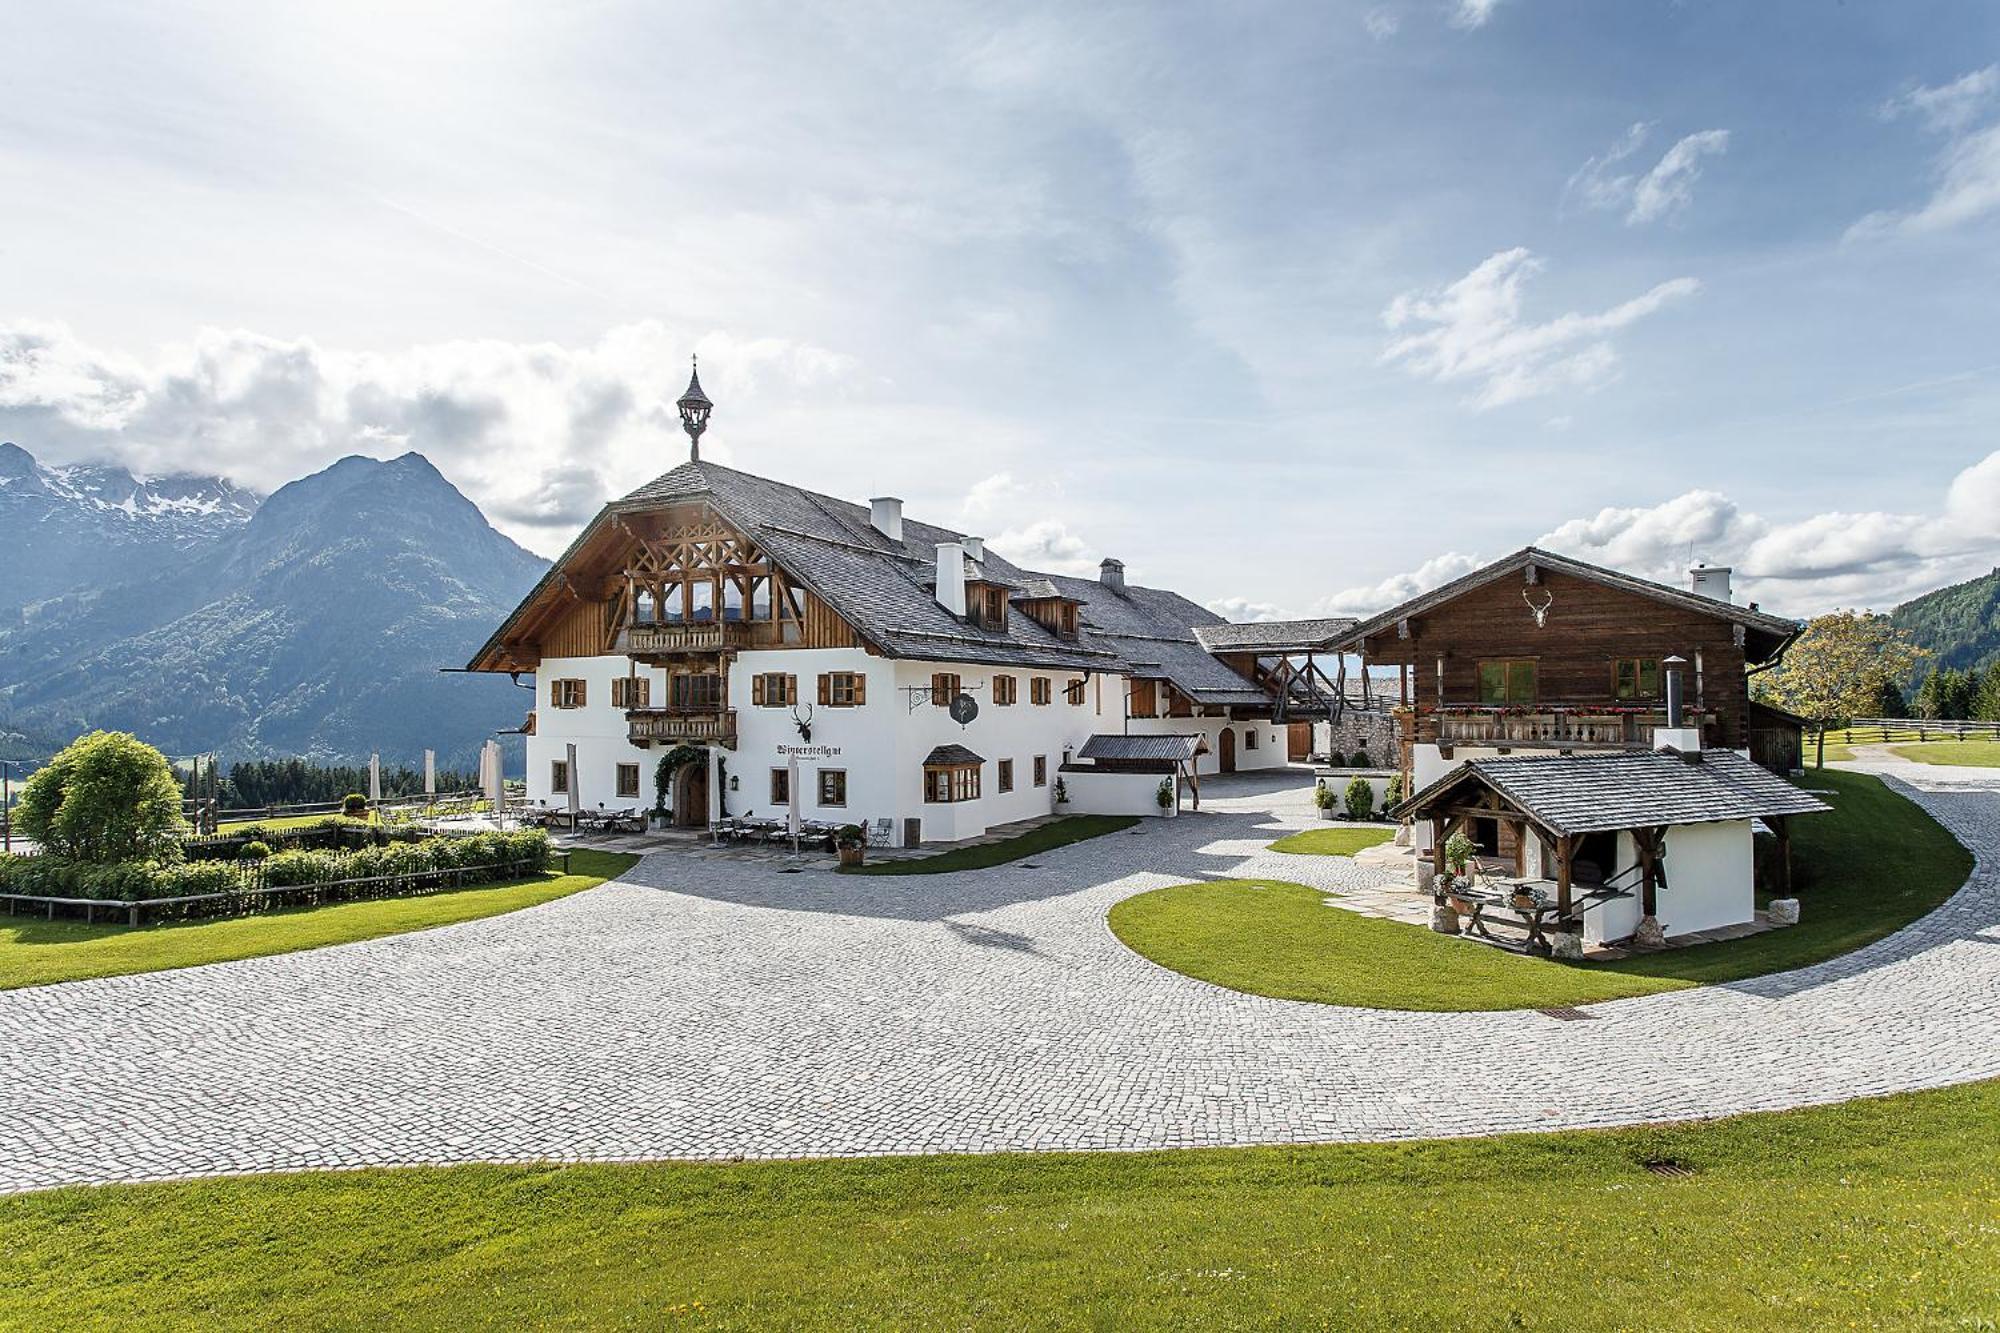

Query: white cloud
[1363,8,1401,39]
[987,518,1100,576]
[1207,596,1290,623]
[1852,67,2000,239]
[0,319,857,554]
[1564,124,1730,225]
[1628,130,1731,224]
[1883,65,1999,133]
[1381,248,1700,408]
[1450,0,1504,30]
[1318,450,2000,619]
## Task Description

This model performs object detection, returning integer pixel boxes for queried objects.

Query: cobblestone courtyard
[2,759,1996,1192]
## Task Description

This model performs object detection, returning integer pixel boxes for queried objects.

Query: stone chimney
[869,496,904,543]
[1099,557,1126,596]
[1688,563,1732,603]
[935,542,968,617]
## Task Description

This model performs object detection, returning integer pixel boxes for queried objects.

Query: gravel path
[2,761,1994,1192]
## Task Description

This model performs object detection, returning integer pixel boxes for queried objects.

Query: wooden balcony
[626,708,738,747]
[1404,704,1707,750]
[620,622,752,658]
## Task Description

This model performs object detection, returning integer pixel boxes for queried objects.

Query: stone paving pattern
[2,757,1996,1192]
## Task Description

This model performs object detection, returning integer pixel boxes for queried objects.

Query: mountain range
[1890,566,2000,683]
[0,443,547,769]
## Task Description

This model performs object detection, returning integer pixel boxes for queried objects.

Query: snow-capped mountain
[0,441,260,614]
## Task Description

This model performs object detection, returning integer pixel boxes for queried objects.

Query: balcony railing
[621,622,752,656]
[626,708,737,746]
[1405,704,1707,749]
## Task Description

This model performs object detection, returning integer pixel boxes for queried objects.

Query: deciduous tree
[15,731,188,863]
[1757,613,1928,767]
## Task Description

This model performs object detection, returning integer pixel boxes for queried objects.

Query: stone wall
[1314,709,1399,765]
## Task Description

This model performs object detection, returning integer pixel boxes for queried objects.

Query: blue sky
[2,1,1997,618]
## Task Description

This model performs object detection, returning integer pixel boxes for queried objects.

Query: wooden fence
[1832,717,2000,745]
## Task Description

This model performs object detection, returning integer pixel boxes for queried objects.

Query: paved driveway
[2,762,1996,1192]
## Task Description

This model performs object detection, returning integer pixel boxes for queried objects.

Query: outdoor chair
[868,817,893,848]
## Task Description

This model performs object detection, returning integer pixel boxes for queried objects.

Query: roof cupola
[676,356,713,461]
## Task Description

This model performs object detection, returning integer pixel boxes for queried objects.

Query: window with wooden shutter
[550,678,587,709]
[616,763,641,798]
[611,676,651,710]
[993,675,1017,706]
[818,769,847,807]
[1065,678,1086,706]
[1031,676,1052,706]
[753,672,796,707]
[820,672,863,706]
[931,672,960,706]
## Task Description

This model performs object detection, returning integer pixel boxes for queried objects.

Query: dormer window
[970,583,1009,631]
[1019,595,1081,640]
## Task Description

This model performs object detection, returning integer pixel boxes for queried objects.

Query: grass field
[1888,738,2000,767]
[217,812,370,832]
[1111,770,1968,1010]
[0,850,636,991]
[2,1078,1994,1329]
[840,815,1138,875]
[1268,824,1396,856]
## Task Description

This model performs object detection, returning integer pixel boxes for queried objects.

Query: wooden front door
[673,761,708,827]
[1219,727,1237,773]
[1286,721,1312,761]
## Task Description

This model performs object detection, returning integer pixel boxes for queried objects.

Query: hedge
[0,830,552,908]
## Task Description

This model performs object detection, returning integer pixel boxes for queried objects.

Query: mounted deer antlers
[1523,586,1553,628]
[790,700,814,743]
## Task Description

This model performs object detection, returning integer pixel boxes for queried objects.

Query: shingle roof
[1077,733,1206,762]
[1336,546,1799,652]
[600,461,1273,696]
[1194,618,1358,653]
[1395,749,1830,836]
[921,743,984,767]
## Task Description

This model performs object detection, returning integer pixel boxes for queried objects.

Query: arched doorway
[672,760,709,827]
[1218,727,1236,773]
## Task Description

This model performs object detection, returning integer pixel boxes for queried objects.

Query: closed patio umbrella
[424,749,436,797]
[368,753,381,804]
[787,753,802,854]
[565,741,581,831]
[483,740,504,828]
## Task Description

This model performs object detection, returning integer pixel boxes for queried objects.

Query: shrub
[1323,753,1345,768]
[1383,772,1407,810]
[1344,776,1375,820]
[1156,778,1175,810]
[149,861,247,900]
[1313,781,1337,811]
[238,840,271,861]
[1349,750,1371,768]
[342,793,368,817]
[265,849,341,887]
[14,731,188,864]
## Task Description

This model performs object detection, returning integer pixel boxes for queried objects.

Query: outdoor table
[1452,884,1558,957]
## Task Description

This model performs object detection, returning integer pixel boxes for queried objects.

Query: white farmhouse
[465,368,1292,845]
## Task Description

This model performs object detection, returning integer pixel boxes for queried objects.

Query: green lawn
[217,812,366,832]
[3,1079,1996,1330]
[1889,738,2000,767]
[0,850,636,991]
[1268,824,1395,856]
[1111,770,1968,1010]
[840,815,1139,875]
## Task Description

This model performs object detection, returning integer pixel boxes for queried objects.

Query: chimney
[1688,563,1732,603]
[1652,655,1703,756]
[935,542,968,617]
[869,496,904,543]
[1099,557,1126,596]
[962,535,985,565]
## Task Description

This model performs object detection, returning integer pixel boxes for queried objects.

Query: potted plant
[1155,777,1175,814]
[835,823,865,867]
[1442,831,1478,914]
[341,792,368,818]
[1313,780,1337,820]
[1053,776,1069,807]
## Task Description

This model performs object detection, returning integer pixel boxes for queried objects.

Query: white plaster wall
[1659,820,1756,937]
[529,650,1116,846]
[1313,770,1399,817]
[1408,743,1507,852]
[1127,714,1288,776]
[1059,768,1177,817]
[1586,831,1642,946]
[524,655,668,810]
